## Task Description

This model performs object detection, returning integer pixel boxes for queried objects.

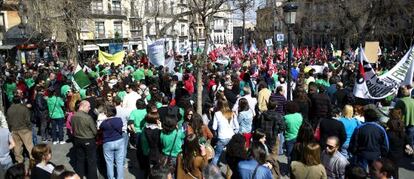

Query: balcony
[90,9,127,19]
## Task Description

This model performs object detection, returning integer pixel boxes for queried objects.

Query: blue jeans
[122,132,129,165]
[278,133,284,155]
[51,119,64,142]
[285,138,296,165]
[103,138,125,179]
[213,138,230,166]
[406,126,414,147]
[32,125,38,145]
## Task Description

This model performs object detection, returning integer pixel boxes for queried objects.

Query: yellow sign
[98,50,125,66]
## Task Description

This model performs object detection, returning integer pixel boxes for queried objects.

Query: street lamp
[189,22,195,55]
[283,1,298,101]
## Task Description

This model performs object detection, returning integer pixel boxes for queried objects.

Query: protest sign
[365,41,380,63]
[147,39,165,67]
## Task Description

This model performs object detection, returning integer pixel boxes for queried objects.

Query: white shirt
[175,72,183,81]
[122,91,141,113]
[116,105,130,132]
[232,94,257,116]
[212,111,239,140]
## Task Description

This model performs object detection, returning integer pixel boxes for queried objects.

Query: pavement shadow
[127,148,144,178]
[66,144,76,170]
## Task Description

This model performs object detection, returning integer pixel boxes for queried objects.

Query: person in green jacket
[283,101,303,165]
[47,90,66,144]
[4,77,16,103]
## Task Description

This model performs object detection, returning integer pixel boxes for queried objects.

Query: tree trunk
[196,16,212,115]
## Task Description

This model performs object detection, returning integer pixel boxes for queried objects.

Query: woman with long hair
[293,88,311,121]
[187,113,213,142]
[339,105,361,159]
[30,144,54,178]
[291,122,316,162]
[212,98,239,165]
[387,119,413,166]
[225,134,248,179]
[177,134,208,179]
[291,143,327,179]
[237,98,254,147]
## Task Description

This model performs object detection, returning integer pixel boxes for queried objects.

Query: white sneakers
[53,141,66,145]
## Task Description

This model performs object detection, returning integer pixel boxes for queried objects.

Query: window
[112,0,121,14]
[181,24,185,36]
[114,21,123,37]
[130,20,140,30]
[91,1,103,14]
[95,22,105,38]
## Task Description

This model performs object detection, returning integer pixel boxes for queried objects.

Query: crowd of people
[0,45,413,179]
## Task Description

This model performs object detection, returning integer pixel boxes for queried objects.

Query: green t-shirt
[129,109,147,133]
[25,78,35,89]
[47,96,65,119]
[5,83,16,102]
[156,102,162,109]
[132,69,145,82]
[284,113,303,141]
[117,91,127,101]
[160,129,186,157]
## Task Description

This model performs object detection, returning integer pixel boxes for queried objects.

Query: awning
[0,45,15,50]
[80,44,99,51]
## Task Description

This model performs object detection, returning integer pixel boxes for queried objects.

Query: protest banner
[98,50,125,66]
[353,46,414,99]
[147,39,165,67]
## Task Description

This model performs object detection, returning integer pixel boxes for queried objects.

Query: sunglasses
[326,144,336,150]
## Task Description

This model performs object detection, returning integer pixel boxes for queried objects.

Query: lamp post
[283,1,298,101]
[190,22,194,55]
[172,30,177,54]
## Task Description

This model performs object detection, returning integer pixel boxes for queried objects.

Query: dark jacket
[256,110,286,150]
[349,122,389,161]
[34,93,48,118]
[310,93,332,120]
[72,111,97,139]
[224,88,238,109]
[100,117,123,143]
[319,118,347,149]
[143,126,162,164]
[387,130,411,162]
[271,94,287,115]
[6,103,32,131]
[30,162,55,179]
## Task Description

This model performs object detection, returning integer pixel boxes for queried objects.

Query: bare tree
[27,0,92,64]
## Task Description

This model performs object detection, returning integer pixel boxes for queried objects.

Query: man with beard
[321,136,349,179]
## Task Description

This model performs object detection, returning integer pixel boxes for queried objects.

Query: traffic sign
[276,34,284,42]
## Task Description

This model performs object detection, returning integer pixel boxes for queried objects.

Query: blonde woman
[339,105,361,159]
[212,98,239,165]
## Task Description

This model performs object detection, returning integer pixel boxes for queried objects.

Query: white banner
[353,46,414,99]
[148,39,165,67]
